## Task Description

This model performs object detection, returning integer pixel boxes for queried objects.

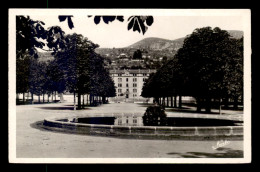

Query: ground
[15,97,243,158]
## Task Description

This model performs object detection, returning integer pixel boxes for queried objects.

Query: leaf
[127,17,135,30]
[40,21,45,25]
[94,16,101,24]
[67,17,74,29]
[128,16,134,21]
[138,17,147,35]
[116,16,124,22]
[146,16,153,26]
[58,16,67,22]
[133,18,140,33]
[102,16,116,24]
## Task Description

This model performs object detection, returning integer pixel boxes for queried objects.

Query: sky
[30,14,245,48]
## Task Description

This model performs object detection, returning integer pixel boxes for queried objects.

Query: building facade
[109,69,156,102]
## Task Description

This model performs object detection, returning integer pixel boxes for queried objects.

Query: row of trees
[16,16,116,109]
[16,55,64,103]
[54,33,116,109]
[142,27,243,113]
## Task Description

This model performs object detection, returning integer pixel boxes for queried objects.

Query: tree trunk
[233,97,238,110]
[23,92,25,103]
[174,95,177,108]
[178,95,182,108]
[224,97,229,108]
[196,97,201,112]
[55,91,57,101]
[170,96,173,107]
[82,94,85,108]
[154,97,159,104]
[102,96,106,104]
[162,97,165,106]
[166,97,169,107]
[47,94,49,103]
[73,92,76,110]
[219,98,222,115]
[205,97,211,113]
[78,93,81,109]
[43,94,44,103]
[31,93,34,104]
[52,92,54,102]
[38,95,40,103]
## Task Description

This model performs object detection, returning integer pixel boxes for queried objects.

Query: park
[12,14,246,160]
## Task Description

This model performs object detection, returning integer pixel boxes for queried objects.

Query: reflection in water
[73,116,243,127]
[114,116,143,126]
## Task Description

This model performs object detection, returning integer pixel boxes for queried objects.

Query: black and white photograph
[8,9,251,163]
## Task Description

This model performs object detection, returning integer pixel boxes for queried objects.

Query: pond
[72,116,242,127]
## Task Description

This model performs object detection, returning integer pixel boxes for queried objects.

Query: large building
[109,69,156,102]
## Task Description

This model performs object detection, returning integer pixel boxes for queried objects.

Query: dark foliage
[142,106,167,126]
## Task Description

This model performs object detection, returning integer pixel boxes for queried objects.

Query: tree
[176,27,243,112]
[16,54,30,103]
[141,27,243,113]
[54,33,116,109]
[141,58,184,107]
[133,49,142,59]
[16,15,66,59]
[45,59,66,101]
[28,59,47,103]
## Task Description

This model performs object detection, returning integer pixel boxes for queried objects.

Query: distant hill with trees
[126,30,243,51]
[96,30,243,56]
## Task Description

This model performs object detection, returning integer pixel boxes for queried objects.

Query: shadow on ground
[136,103,155,108]
[38,106,90,110]
[165,108,227,115]
[167,147,243,158]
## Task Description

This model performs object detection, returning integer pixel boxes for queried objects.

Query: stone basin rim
[43,114,243,131]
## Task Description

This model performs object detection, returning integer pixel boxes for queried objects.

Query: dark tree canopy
[141,27,243,112]
[133,49,142,59]
[16,16,66,59]
[16,16,116,107]
[177,27,243,100]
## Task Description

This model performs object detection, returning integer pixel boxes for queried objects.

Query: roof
[109,69,156,74]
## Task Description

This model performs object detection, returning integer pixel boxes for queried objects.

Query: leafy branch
[58,15,154,35]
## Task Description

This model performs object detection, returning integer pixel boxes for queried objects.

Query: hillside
[126,37,184,51]
[227,30,244,39]
[125,30,243,51]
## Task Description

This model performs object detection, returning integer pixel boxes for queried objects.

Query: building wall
[110,69,156,101]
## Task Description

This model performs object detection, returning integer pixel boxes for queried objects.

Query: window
[133,83,137,87]
[133,78,137,82]
[118,89,122,93]
[118,118,122,125]
[143,73,147,76]
[126,78,128,82]
[133,74,137,76]
[133,119,137,124]
[118,78,122,82]
[118,83,122,87]
[126,83,128,87]
[133,89,137,93]
[118,74,122,76]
